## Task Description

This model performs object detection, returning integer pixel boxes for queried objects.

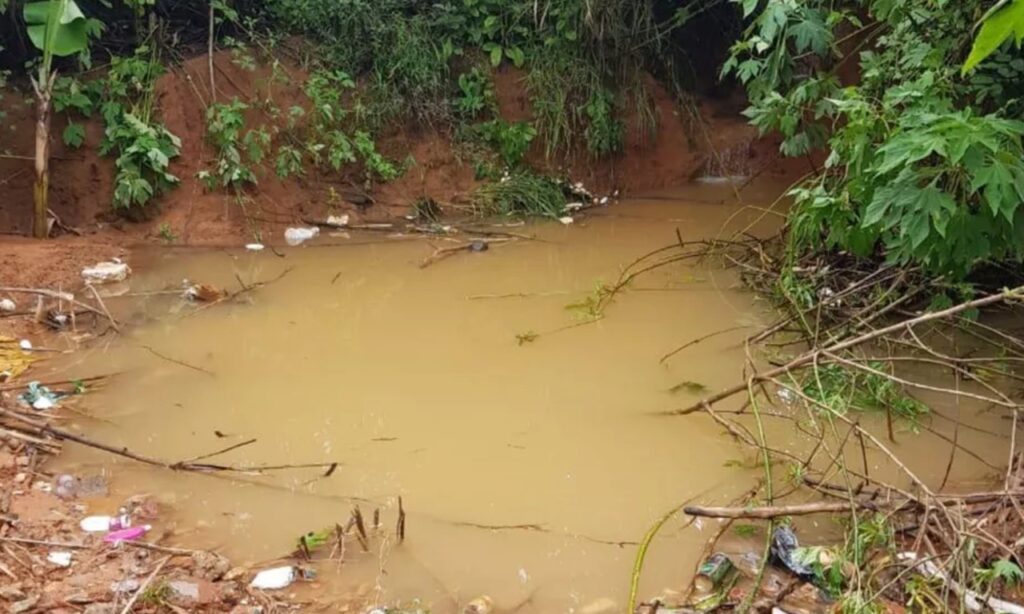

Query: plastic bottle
[250,566,297,590]
[79,507,131,532]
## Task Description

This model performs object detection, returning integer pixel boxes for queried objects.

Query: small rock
[168,580,201,602]
[0,298,16,312]
[191,551,231,581]
[110,579,140,594]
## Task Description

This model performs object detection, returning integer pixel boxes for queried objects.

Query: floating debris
[284,227,320,246]
[19,381,61,410]
[559,216,575,225]
[250,565,297,590]
[82,259,131,283]
[245,243,265,251]
[325,214,350,228]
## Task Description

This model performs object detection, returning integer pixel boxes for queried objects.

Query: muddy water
[47,181,1010,612]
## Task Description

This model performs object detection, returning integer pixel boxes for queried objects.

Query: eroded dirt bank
[0,51,798,290]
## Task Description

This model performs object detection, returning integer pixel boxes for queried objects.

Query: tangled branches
[620,235,1024,612]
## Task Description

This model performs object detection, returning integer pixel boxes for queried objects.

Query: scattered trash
[18,381,60,410]
[183,282,225,302]
[245,243,265,251]
[694,553,736,594]
[777,386,795,406]
[517,567,530,584]
[558,216,575,225]
[55,474,78,499]
[0,298,15,312]
[19,339,32,350]
[469,241,489,253]
[47,551,73,567]
[80,510,131,533]
[103,524,150,544]
[250,565,297,590]
[565,202,585,212]
[325,214,350,228]
[770,525,815,579]
[82,259,131,284]
[284,227,320,246]
[463,595,494,614]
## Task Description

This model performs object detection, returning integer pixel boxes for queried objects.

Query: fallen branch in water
[670,285,1024,416]
[0,406,339,476]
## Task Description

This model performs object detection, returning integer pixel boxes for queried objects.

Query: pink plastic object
[103,524,151,544]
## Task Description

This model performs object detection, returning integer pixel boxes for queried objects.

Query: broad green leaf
[62,121,85,148]
[24,0,89,57]
[963,0,1024,74]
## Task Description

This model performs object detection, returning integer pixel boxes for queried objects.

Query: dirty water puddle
[40,183,1009,612]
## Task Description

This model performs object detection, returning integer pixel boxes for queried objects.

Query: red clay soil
[0,51,792,292]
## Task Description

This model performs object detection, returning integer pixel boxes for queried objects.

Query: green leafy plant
[202,99,263,188]
[472,170,566,218]
[801,363,928,423]
[471,119,536,167]
[729,0,1024,280]
[975,558,1024,591]
[964,0,1024,74]
[93,49,181,212]
[455,67,494,118]
[157,222,176,243]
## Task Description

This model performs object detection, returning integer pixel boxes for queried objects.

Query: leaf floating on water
[515,331,538,345]
[667,380,708,395]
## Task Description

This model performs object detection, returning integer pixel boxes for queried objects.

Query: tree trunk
[32,86,52,239]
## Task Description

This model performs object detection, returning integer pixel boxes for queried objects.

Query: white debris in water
[565,202,585,212]
[517,567,530,584]
[18,339,32,351]
[558,216,575,225]
[82,260,131,283]
[325,214,350,228]
[245,243,265,251]
[250,565,297,589]
[284,227,320,246]
[0,298,15,312]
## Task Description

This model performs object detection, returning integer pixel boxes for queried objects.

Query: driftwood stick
[0,286,108,320]
[0,407,338,475]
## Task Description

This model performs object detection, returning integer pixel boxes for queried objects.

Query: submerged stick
[0,406,339,476]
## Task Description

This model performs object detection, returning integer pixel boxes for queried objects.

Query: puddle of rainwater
[43,180,1012,612]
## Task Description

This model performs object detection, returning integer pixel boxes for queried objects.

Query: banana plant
[23,0,90,238]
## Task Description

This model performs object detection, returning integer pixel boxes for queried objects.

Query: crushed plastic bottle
[250,565,296,590]
[284,227,320,246]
